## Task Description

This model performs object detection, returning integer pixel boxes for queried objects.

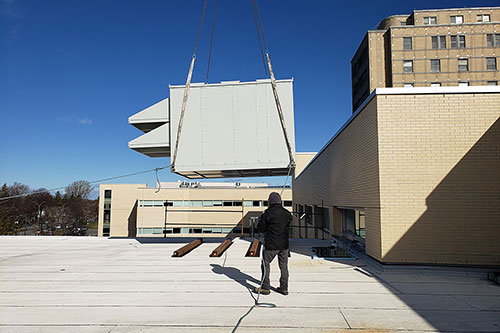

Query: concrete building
[352,7,500,110]
[294,6,500,267]
[98,182,292,238]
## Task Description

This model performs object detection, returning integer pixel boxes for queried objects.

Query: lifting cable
[251,0,295,168]
[250,0,268,77]
[205,0,218,83]
[171,0,209,172]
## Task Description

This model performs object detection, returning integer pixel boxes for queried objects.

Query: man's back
[258,204,293,250]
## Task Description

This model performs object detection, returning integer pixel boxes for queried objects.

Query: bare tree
[64,180,92,200]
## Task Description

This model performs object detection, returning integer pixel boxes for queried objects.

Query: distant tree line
[0,181,98,236]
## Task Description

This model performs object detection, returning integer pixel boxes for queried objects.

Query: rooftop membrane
[0,236,499,332]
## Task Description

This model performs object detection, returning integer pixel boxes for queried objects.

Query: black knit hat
[268,192,282,206]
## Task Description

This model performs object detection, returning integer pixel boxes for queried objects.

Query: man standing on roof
[255,192,293,295]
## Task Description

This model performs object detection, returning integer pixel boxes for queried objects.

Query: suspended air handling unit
[128,78,295,179]
[128,0,295,179]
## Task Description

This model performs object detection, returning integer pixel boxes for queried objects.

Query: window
[223,201,233,207]
[431,36,446,49]
[252,200,261,207]
[403,83,414,87]
[284,201,293,207]
[458,58,468,71]
[430,59,441,72]
[423,16,436,25]
[104,190,112,199]
[477,14,490,22]
[450,15,463,24]
[458,82,469,87]
[451,35,466,48]
[403,37,412,50]
[431,82,441,87]
[486,57,497,70]
[487,34,500,47]
[213,200,222,207]
[400,21,407,26]
[487,81,498,86]
[403,60,413,73]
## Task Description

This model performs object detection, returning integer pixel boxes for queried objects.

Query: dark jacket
[257,204,293,250]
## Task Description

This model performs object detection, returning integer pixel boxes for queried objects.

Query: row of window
[138,199,293,208]
[422,14,491,25]
[137,227,234,235]
[402,34,500,50]
[402,81,498,87]
[103,190,112,237]
[403,57,497,73]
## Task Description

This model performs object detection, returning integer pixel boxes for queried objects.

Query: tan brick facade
[98,183,292,238]
[352,7,500,112]
[293,88,500,265]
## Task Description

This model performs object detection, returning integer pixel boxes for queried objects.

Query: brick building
[293,6,500,266]
[352,7,500,111]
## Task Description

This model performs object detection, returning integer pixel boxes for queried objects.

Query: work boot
[254,287,270,295]
[275,287,288,295]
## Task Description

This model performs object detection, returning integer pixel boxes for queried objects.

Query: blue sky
[1,0,498,196]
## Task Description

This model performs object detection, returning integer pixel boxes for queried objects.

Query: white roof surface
[1,236,498,332]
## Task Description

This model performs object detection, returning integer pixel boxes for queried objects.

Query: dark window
[458,58,468,71]
[486,57,497,70]
[173,228,181,234]
[450,15,463,24]
[284,201,293,207]
[403,60,413,73]
[233,201,242,207]
[430,59,441,72]
[487,34,500,47]
[104,190,111,199]
[423,16,436,25]
[487,81,498,86]
[403,37,412,50]
[451,35,466,48]
[477,14,490,22]
[263,200,268,207]
[223,201,233,207]
[431,36,446,49]
[252,200,261,207]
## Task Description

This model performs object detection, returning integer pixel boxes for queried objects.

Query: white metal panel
[129,98,169,123]
[169,79,295,178]
[128,123,170,157]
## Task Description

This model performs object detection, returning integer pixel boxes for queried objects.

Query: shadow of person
[210,264,261,292]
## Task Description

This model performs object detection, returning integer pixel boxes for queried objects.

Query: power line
[0,165,171,202]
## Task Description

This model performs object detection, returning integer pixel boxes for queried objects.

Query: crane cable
[205,0,218,83]
[171,0,208,172]
[251,0,268,77]
[251,0,295,167]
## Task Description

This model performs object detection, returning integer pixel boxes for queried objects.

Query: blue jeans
[261,248,289,290]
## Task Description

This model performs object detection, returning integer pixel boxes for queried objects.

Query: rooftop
[1,236,499,332]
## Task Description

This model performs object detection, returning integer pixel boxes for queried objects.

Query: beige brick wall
[390,23,500,87]
[99,184,291,238]
[293,89,500,265]
[413,8,500,26]
[376,92,500,265]
[293,98,381,259]
[98,184,139,237]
